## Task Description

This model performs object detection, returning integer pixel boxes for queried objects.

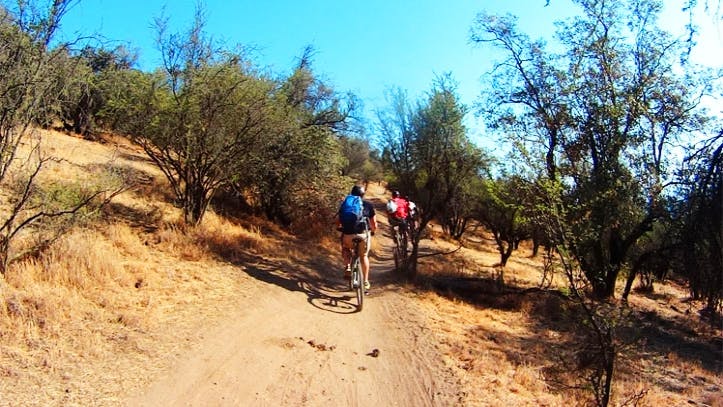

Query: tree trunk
[600,337,615,407]
[493,231,514,267]
[587,233,628,299]
[184,183,209,226]
[407,240,419,281]
[0,236,8,276]
[621,267,636,301]
[623,250,661,301]
[500,241,513,267]
[589,266,620,299]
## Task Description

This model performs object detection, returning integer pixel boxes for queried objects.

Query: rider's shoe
[343,265,351,279]
[364,280,371,290]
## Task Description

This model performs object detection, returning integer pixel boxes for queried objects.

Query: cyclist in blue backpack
[336,184,377,290]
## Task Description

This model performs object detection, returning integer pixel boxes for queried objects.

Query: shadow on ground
[202,223,404,314]
[423,274,722,380]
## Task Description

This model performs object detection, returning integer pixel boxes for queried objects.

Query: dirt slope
[126,184,464,406]
[5,131,716,406]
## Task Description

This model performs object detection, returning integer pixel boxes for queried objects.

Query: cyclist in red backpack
[336,185,377,290]
[387,190,411,238]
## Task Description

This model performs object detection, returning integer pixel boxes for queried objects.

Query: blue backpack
[339,194,365,231]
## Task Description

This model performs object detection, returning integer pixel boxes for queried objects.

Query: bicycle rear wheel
[392,230,401,270]
[400,231,408,262]
[352,258,363,311]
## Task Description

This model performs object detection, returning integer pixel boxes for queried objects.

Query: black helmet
[351,185,365,197]
[392,190,400,198]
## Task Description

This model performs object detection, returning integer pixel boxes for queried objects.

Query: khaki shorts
[341,232,369,257]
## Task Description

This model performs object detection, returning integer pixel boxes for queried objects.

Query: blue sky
[57,0,721,142]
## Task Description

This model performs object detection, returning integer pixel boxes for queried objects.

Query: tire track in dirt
[126,185,464,406]
[127,275,462,406]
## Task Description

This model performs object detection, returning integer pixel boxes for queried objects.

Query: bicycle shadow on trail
[206,188,406,314]
[228,251,371,315]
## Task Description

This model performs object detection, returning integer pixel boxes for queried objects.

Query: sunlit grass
[0,130,295,405]
[413,220,720,406]
[0,130,718,406]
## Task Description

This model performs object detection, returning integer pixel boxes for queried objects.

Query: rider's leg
[341,234,352,269]
[400,220,409,245]
[343,248,351,268]
[360,253,370,282]
[359,234,371,284]
[390,218,401,245]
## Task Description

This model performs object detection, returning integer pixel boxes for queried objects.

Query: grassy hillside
[0,130,720,406]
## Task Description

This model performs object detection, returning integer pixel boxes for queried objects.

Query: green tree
[59,45,136,137]
[474,175,530,270]
[676,132,722,314]
[338,135,383,183]
[106,9,272,226]
[0,1,68,179]
[413,76,487,242]
[339,136,368,178]
[378,76,487,279]
[472,0,712,299]
[228,47,355,229]
[0,0,122,275]
[473,1,716,405]
[377,87,417,189]
[621,213,677,299]
[440,176,478,240]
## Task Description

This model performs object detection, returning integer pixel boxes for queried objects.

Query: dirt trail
[126,186,464,406]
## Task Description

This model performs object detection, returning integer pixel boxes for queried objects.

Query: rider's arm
[369,214,378,235]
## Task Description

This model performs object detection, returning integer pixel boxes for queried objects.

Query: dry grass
[0,130,720,406]
[0,130,307,405]
[0,222,259,403]
[411,225,722,406]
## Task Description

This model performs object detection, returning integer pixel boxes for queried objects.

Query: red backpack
[392,197,408,219]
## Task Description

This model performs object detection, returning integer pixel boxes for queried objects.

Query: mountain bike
[391,219,408,270]
[348,236,365,311]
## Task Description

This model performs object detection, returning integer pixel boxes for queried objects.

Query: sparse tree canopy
[413,77,487,241]
[0,0,123,274]
[472,0,714,299]
[474,175,530,269]
[378,75,488,278]
[104,9,272,226]
[676,132,723,312]
[228,46,357,229]
[57,45,137,137]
